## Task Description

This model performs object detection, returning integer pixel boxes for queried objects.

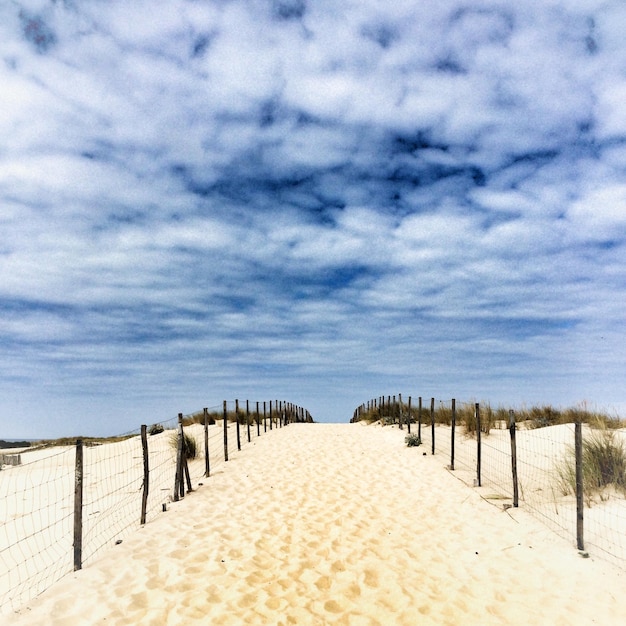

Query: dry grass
[168,431,199,459]
[353,399,623,437]
[556,424,626,506]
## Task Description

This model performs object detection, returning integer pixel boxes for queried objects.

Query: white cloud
[567,184,626,239]
[1,0,626,436]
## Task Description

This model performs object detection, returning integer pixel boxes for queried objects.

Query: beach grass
[355,400,623,435]
[556,423,626,505]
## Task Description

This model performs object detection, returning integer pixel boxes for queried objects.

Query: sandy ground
[2,422,625,625]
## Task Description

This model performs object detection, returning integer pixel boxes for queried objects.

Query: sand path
[3,423,625,625]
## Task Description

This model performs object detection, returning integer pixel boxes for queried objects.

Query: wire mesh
[0,447,74,613]
[0,399,303,615]
[357,395,626,572]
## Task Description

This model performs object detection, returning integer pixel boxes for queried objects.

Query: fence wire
[0,399,304,615]
[0,447,74,614]
[360,396,626,572]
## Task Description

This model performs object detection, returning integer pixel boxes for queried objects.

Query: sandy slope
[2,423,624,625]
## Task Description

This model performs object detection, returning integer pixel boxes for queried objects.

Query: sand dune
[2,423,625,625]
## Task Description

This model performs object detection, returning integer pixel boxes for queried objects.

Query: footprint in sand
[324,599,343,614]
[363,569,379,588]
[237,592,257,609]
[315,575,332,591]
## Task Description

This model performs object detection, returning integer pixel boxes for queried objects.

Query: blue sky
[1,0,625,438]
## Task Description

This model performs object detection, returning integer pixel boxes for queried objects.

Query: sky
[1,0,625,438]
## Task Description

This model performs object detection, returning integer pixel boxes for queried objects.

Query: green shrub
[149,423,164,436]
[405,433,422,447]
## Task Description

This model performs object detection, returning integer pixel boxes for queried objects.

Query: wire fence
[353,395,626,571]
[0,399,311,615]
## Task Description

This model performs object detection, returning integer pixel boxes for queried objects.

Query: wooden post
[430,397,435,455]
[246,400,251,442]
[393,395,396,425]
[177,414,186,499]
[263,401,267,432]
[407,396,412,434]
[223,401,229,462]
[450,399,456,471]
[204,408,210,477]
[235,399,241,451]
[575,421,584,550]
[141,425,149,524]
[476,403,481,487]
[181,420,192,495]
[269,401,273,430]
[256,401,261,436]
[174,414,184,500]
[183,449,192,494]
[418,396,422,441]
[509,410,518,507]
[398,393,403,430]
[73,438,83,571]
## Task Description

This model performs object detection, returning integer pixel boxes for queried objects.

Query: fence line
[0,399,312,615]
[352,395,626,571]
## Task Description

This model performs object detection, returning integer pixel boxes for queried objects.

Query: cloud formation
[1,0,625,436]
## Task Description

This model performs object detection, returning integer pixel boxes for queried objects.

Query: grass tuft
[169,431,198,459]
[405,433,422,447]
[556,424,626,506]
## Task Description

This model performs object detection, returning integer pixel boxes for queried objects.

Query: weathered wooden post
[430,397,435,455]
[476,403,481,487]
[407,396,412,434]
[418,396,422,441]
[246,400,251,442]
[180,418,193,495]
[256,401,261,436]
[223,401,229,462]
[509,410,518,507]
[398,393,403,430]
[450,399,456,471]
[263,401,267,432]
[141,425,149,524]
[178,414,187,499]
[204,407,210,477]
[235,399,241,451]
[174,414,185,500]
[269,401,273,430]
[73,438,84,571]
[575,421,584,550]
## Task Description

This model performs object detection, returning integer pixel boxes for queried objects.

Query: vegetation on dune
[557,424,626,506]
[27,434,136,450]
[148,423,164,435]
[355,401,497,435]
[354,399,623,436]
[405,433,422,447]
[181,407,307,426]
[169,431,198,460]
[0,440,31,449]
